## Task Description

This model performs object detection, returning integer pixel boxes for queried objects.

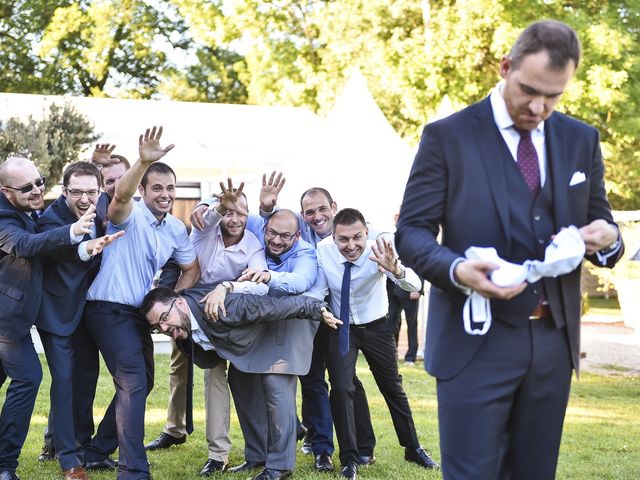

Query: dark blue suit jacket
[35,195,105,336]
[0,193,74,340]
[396,97,623,379]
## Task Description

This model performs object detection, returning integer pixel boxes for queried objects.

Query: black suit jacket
[35,195,105,336]
[0,193,74,340]
[396,97,623,378]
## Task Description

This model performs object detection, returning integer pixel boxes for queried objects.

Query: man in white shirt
[306,208,439,479]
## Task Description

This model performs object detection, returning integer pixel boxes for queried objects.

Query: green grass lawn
[5,355,639,479]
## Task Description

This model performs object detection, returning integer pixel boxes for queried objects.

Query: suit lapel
[472,99,511,244]
[545,114,572,229]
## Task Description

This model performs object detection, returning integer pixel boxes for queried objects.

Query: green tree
[0,103,98,189]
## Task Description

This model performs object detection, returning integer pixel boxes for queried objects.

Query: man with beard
[80,127,200,480]
[36,162,124,480]
[145,180,268,478]
[0,157,97,480]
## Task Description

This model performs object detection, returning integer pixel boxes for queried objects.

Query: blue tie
[339,261,353,356]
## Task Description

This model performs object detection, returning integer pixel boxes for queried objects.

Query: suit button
[533,215,541,221]
[538,238,545,245]
[533,288,540,295]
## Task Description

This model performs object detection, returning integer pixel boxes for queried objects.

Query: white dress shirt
[306,238,421,325]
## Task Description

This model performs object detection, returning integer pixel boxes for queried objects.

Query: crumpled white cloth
[462,226,586,335]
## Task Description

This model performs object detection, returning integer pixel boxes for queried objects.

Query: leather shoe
[199,458,228,475]
[252,468,292,480]
[0,471,19,480]
[63,466,89,480]
[300,440,312,455]
[314,452,334,472]
[296,423,307,442]
[227,461,265,473]
[356,455,375,466]
[38,443,56,461]
[83,458,118,471]
[404,447,439,469]
[145,432,186,451]
[340,461,358,479]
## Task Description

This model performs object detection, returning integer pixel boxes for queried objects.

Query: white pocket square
[569,171,586,186]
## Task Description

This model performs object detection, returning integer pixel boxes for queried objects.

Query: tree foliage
[0,0,639,207]
[0,103,98,190]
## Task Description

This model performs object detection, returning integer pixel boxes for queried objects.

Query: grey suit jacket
[179,284,324,376]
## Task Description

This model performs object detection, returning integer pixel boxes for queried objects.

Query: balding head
[0,156,46,211]
[264,209,301,257]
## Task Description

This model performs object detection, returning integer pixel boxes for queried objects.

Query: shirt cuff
[595,233,622,264]
[449,257,472,295]
[78,241,92,261]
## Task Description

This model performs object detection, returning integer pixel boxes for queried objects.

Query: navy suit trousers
[38,329,84,470]
[0,334,42,471]
[82,301,154,480]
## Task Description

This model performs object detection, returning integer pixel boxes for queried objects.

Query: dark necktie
[30,211,39,222]
[186,337,194,435]
[267,253,282,265]
[339,261,353,356]
[516,128,541,196]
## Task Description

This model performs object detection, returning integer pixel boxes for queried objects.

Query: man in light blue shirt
[80,126,200,480]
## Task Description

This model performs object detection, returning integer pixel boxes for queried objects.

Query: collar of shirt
[140,200,167,228]
[189,305,215,351]
[490,81,547,185]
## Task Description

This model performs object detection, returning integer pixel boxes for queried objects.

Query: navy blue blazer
[0,193,74,340]
[396,97,623,378]
[35,195,105,336]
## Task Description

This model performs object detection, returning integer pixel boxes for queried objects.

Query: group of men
[0,18,625,480]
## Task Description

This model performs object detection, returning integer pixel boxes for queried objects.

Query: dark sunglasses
[4,176,46,194]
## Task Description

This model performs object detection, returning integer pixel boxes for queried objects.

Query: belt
[529,304,551,320]
[352,315,388,329]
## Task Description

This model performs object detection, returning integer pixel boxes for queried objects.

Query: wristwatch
[221,281,233,294]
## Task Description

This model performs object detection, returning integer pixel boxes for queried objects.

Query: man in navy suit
[36,162,123,480]
[397,20,623,480]
[0,157,96,480]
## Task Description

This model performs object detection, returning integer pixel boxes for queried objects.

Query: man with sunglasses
[35,161,124,480]
[0,156,98,480]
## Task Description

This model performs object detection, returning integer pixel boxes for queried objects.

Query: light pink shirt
[190,208,268,294]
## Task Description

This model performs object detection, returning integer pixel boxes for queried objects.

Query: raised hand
[369,237,403,277]
[213,178,248,215]
[85,231,125,256]
[237,268,271,284]
[138,126,175,164]
[259,171,286,212]
[72,204,96,236]
[321,307,343,329]
[91,143,117,167]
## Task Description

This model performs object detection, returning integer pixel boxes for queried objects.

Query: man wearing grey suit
[140,285,341,480]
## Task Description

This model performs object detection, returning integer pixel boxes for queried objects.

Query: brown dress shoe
[63,466,89,480]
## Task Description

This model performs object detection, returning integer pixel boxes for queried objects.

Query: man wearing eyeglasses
[0,156,98,480]
[35,161,124,480]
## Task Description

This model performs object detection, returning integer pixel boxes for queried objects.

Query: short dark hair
[509,20,581,71]
[333,208,366,230]
[108,154,131,170]
[300,187,334,210]
[63,162,102,188]
[140,286,178,319]
[140,162,176,188]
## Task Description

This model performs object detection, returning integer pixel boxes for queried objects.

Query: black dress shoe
[252,468,292,480]
[84,457,118,471]
[145,432,186,451]
[296,423,308,442]
[0,471,19,480]
[199,458,228,476]
[404,447,439,469]
[300,440,313,455]
[356,455,375,466]
[314,452,334,472]
[38,443,56,461]
[340,461,358,479]
[227,461,265,473]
